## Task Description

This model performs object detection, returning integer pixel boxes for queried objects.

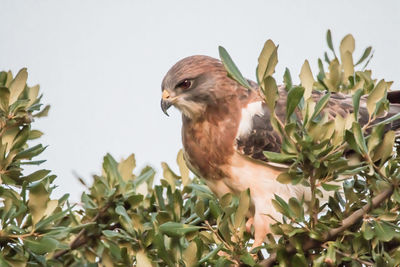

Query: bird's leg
[246,217,254,233]
[251,212,271,250]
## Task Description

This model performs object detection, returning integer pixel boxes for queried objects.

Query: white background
[1,1,399,201]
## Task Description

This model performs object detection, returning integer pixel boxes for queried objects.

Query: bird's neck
[181,99,241,180]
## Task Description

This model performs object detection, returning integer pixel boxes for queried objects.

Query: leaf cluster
[221,30,400,266]
[2,30,400,267]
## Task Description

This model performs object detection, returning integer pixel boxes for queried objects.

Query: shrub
[1,31,400,266]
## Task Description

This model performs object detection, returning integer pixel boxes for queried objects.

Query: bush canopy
[1,31,400,266]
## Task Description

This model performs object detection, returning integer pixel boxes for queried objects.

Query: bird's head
[161,55,232,119]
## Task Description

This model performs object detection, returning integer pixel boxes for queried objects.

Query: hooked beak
[161,90,172,116]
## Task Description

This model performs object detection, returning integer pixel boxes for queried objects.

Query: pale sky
[1,1,399,201]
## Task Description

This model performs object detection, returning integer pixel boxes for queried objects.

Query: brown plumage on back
[161,55,400,247]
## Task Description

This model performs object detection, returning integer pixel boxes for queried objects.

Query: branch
[53,203,111,259]
[260,185,395,267]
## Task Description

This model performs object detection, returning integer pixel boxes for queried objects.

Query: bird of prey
[160,55,400,247]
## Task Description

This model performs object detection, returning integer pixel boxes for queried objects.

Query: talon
[246,217,254,233]
[251,213,270,250]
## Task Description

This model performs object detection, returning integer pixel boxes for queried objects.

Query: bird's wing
[235,86,400,163]
[234,86,286,162]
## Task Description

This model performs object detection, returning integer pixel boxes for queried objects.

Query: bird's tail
[387,90,400,104]
[379,91,400,134]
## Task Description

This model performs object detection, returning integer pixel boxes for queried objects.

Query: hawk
[160,55,400,247]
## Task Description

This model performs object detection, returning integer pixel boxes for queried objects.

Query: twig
[53,202,111,259]
[260,185,394,266]
[321,243,374,266]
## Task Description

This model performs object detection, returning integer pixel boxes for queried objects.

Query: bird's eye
[177,79,192,90]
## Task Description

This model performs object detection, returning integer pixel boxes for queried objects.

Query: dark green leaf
[24,237,58,254]
[218,46,252,89]
[198,244,223,264]
[321,183,341,191]
[373,113,400,127]
[263,151,296,163]
[355,46,372,66]
[22,169,51,183]
[352,122,368,154]
[283,68,292,90]
[374,221,395,242]
[326,30,335,55]
[286,86,304,121]
[352,89,363,121]
[310,92,330,122]
[159,222,201,238]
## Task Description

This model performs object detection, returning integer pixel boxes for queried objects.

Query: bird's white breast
[236,101,264,139]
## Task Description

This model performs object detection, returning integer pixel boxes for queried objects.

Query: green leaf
[198,244,223,264]
[177,149,190,186]
[234,189,250,229]
[263,151,296,163]
[324,52,331,64]
[115,205,133,231]
[159,222,201,238]
[323,59,340,92]
[15,144,46,160]
[272,194,292,218]
[0,86,10,111]
[240,252,256,266]
[262,76,278,111]
[341,165,368,176]
[103,153,123,185]
[367,124,385,154]
[127,194,144,209]
[321,183,341,191]
[352,89,363,121]
[372,130,395,162]
[355,46,372,66]
[118,154,135,182]
[0,255,12,267]
[288,197,304,220]
[342,51,354,80]
[35,208,70,230]
[28,182,50,225]
[362,222,375,240]
[24,237,58,254]
[326,30,335,55]
[283,68,292,90]
[367,80,387,116]
[11,125,30,150]
[291,253,308,267]
[28,130,44,140]
[310,92,330,122]
[374,221,395,242]
[257,39,278,82]
[27,84,40,107]
[103,230,124,238]
[34,104,50,118]
[9,68,27,105]
[317,58,326,82]
[299,60,315,99]
[153,234,175,266]
[134,167,155,187]
[22,169,51,183]
[340,34,355,61]
[136,250,153,267]
[373,112,400,127]
[286,86,304,121]
[352,122,368,154]
[161,162,179,191]
[218,46,251,89]
[276,172,292,184]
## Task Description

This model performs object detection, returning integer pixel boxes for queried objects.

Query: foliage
[1,30,400,266]
[222,30,400,266]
